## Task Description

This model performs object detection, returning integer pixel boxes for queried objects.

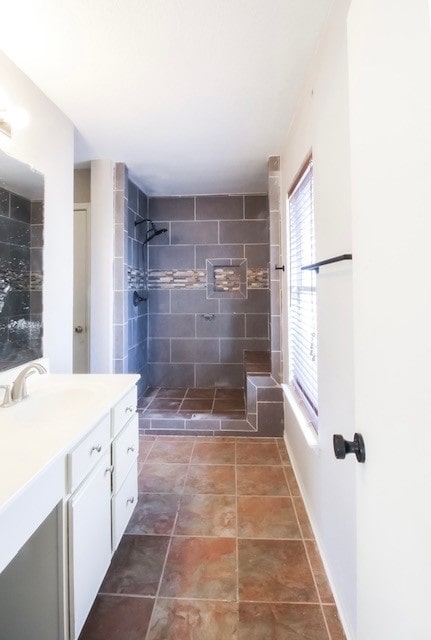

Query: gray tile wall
[113,164,148,394]
[147,194,270,388]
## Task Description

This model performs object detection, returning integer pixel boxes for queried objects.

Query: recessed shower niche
[0,149,44,371]
[206,258,247,299]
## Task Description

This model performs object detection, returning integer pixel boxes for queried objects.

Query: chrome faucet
[11,362,47,402]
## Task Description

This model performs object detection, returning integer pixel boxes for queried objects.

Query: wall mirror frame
[0,148,44,371]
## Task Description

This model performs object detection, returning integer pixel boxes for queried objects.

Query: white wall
[280,0,356,636]
[89,160,114,373]
[348,1,431,638]
[0,51,74,372]
[74,168,91,203]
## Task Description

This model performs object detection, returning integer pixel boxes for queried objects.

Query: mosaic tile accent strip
[247,268,269,289]
[146,268,269,290]
[148,270,206,290]
[214,266,242,292]
[128,266,146,290]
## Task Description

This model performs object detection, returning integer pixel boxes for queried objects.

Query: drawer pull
[91,444,102,454]
[126,497,135,505]
[105,465,114,475]
[125,406,134,413]
[127,446,135,454]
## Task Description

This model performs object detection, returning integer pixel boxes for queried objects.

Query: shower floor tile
[139,387,248,434]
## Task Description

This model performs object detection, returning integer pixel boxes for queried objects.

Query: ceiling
[0,0,332,196]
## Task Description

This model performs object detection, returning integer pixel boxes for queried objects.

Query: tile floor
[139,387,246,419]
[79,436,346,640]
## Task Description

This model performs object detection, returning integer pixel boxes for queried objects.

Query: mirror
[0,149,44,371]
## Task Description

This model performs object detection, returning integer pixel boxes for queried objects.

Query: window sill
[281,383,320,454]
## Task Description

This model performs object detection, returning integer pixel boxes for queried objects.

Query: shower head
[144,228,168,244]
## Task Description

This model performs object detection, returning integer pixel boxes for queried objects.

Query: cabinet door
[112,459,138,551]
[68,453,111,640]
[112,413,139,493]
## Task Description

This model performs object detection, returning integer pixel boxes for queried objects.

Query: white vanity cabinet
[67,412,112,639]
[111,391,139,551]
[112,418,139,549]
[66,385,139,640]
[0,373,140,640]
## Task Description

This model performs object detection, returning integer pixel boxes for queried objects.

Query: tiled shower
[112,158,283,435]
[146,193,270,389]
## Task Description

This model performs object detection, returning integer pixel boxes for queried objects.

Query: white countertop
[0,372,139,573]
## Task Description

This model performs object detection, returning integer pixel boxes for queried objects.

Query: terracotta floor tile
[236,441,281,465]
[277,439,291,465]
[138,440,155,462]
[160,537,237,600]
[126,494,180,536]
[293,497,314,539]
[138,463,189,494]
[175,494,236,537]
[236,437,276,443]
[236,465,290,496]
[191,441,236,464]
[87,435,344,638]
[156,435,196,441]
[238,602,329,640]
[78,594,154,640]
[100,535,169,596]
[237,496,301,539]
[195,436,237,443]
[238,539,318,603]
[184,464,236,495]
[147,598,238,640]
[284,466,301,496]
[305,540,335,604]
[322,605,347,640]
[146,440,194,463]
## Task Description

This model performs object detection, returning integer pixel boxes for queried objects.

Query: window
[288,157,318,427]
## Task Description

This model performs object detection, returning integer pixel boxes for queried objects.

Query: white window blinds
[288,159,318,426]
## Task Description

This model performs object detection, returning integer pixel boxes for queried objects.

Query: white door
[348,2,431,638]
[73,206,90,373]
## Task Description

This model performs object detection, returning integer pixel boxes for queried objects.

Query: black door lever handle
[333,433,366,463]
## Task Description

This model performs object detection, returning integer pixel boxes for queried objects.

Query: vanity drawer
[112,413,139,492]
[112,460,138,551]
[111,386,137,437]
[68,414,111,493]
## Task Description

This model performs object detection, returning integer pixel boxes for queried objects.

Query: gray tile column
[268,156,283,383]
[113,163,128,374]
